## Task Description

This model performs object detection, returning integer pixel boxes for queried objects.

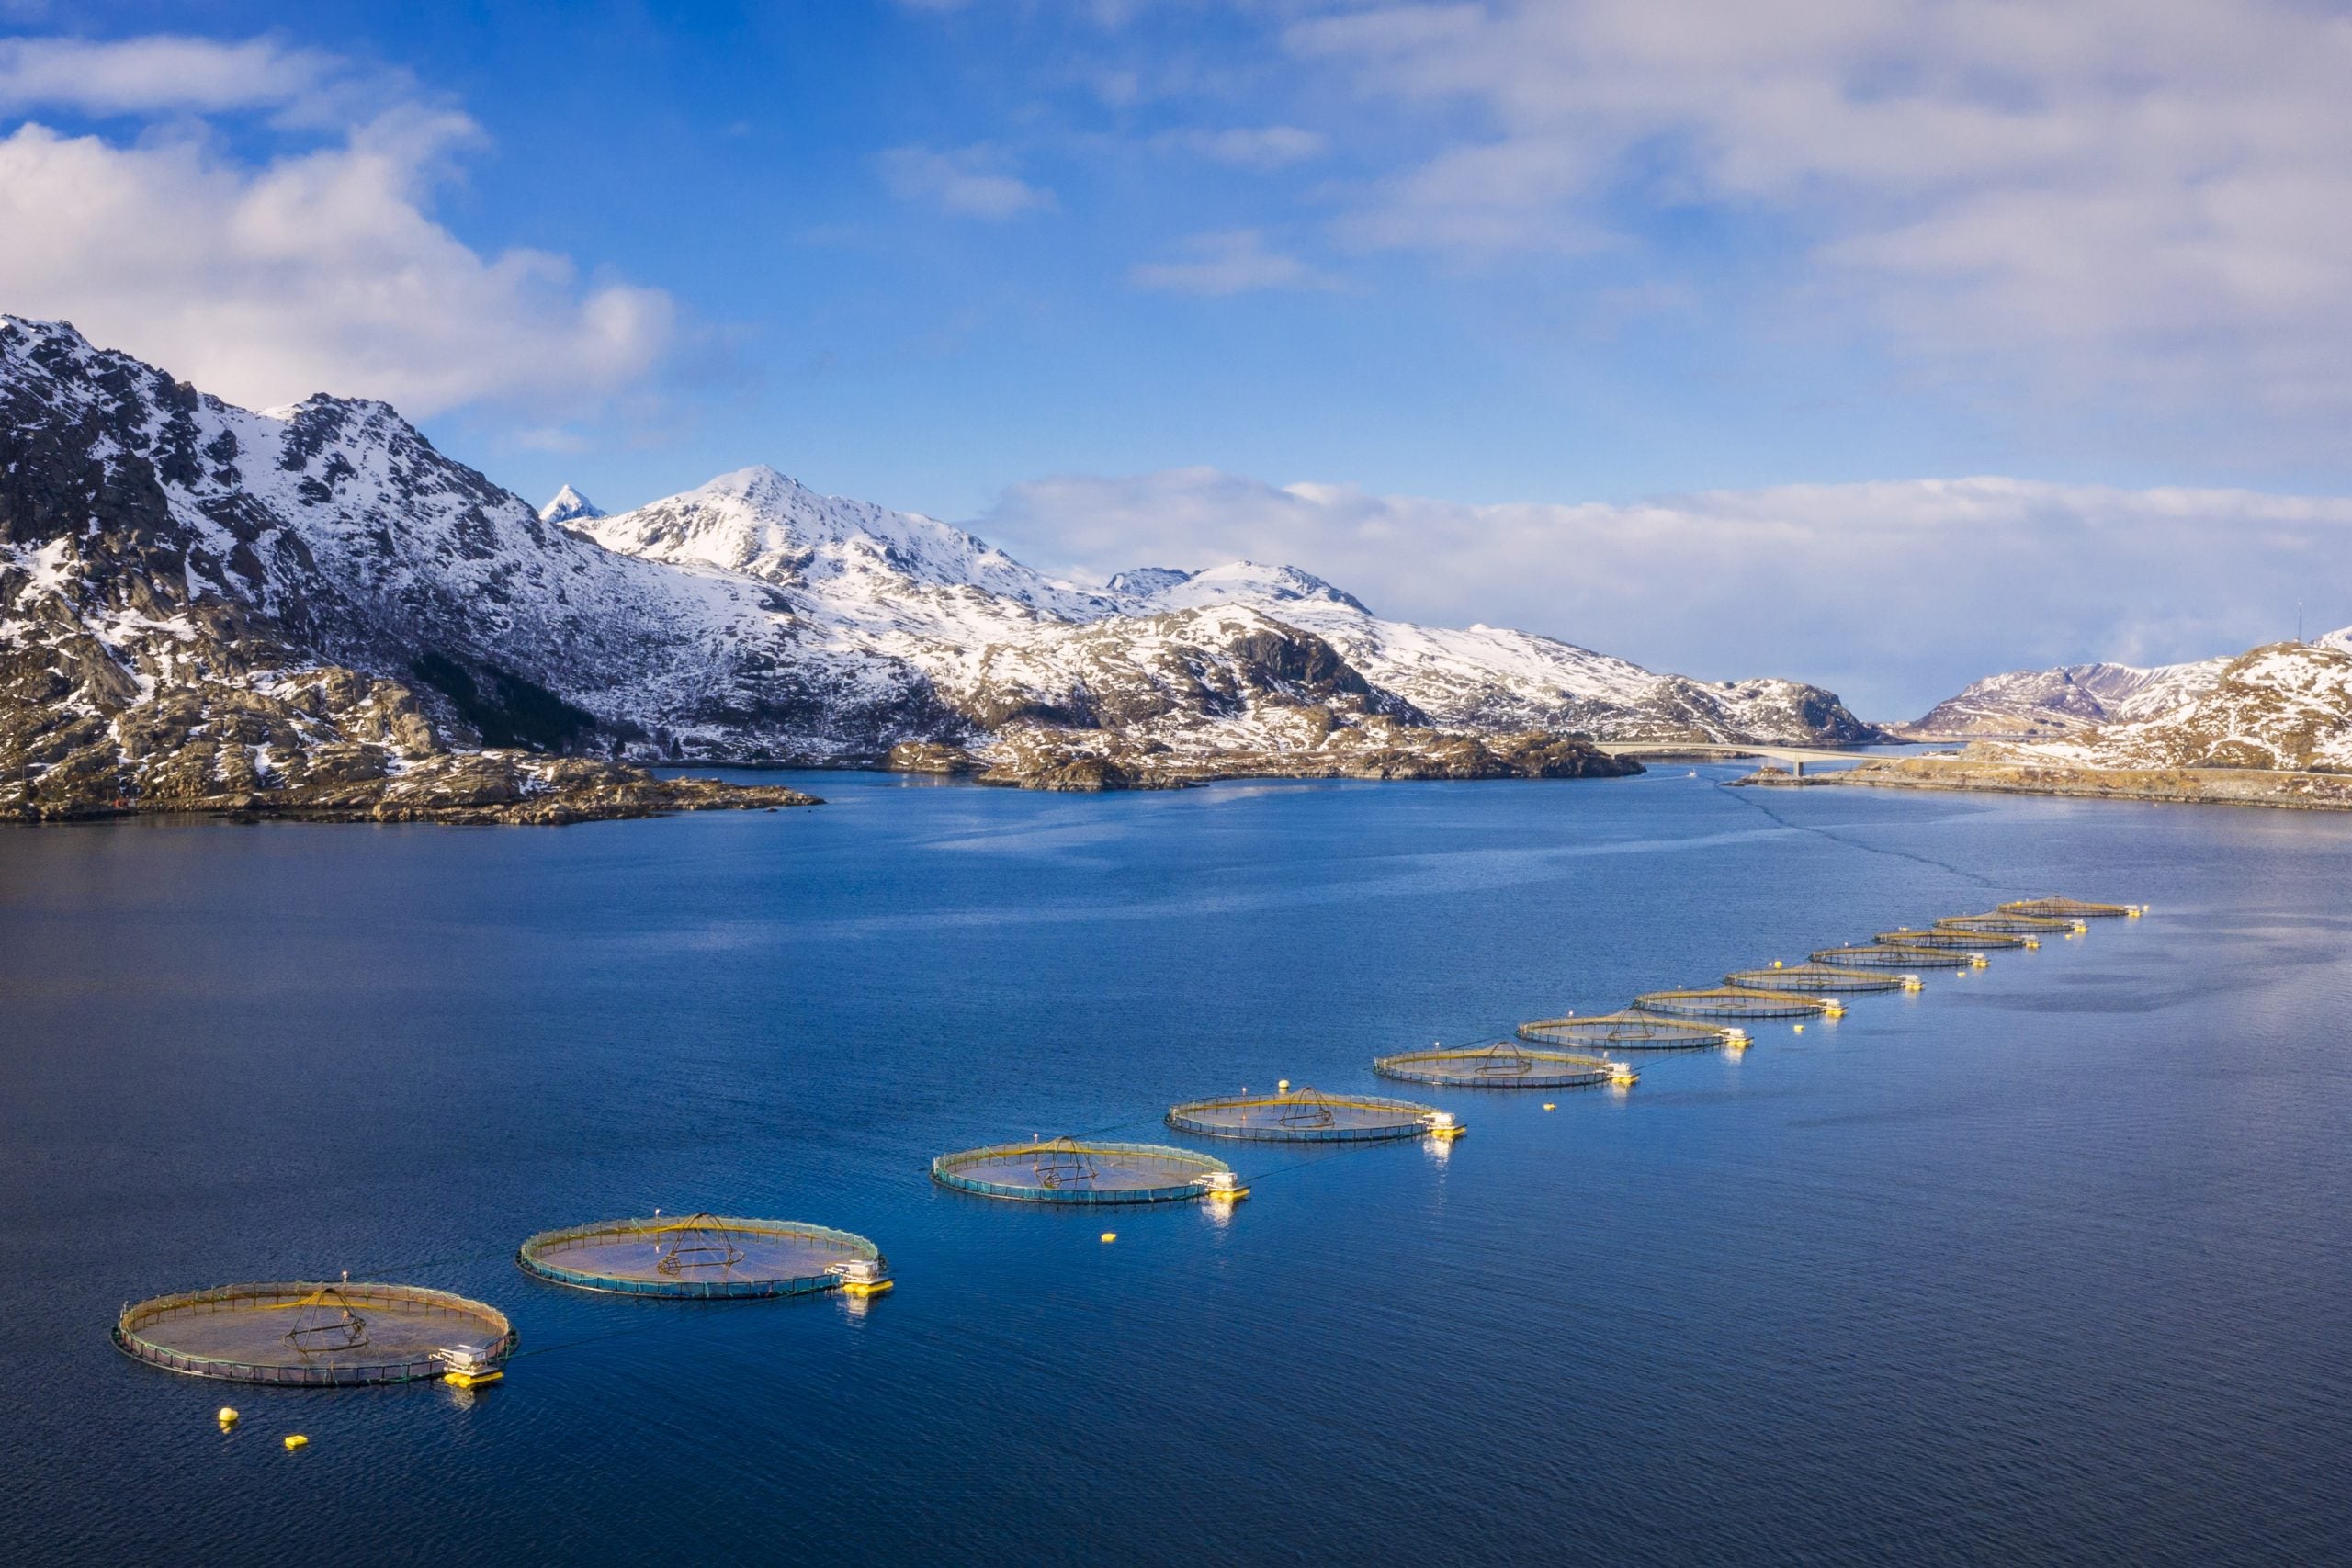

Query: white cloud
[0,36,673,419]
[983,468,2352,717]
[1155,124,1329,170]
[878,144,1055,220]
[1285,0,2352,424]
[1130,230,1335,295]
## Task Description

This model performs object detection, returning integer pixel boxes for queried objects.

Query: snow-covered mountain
[537,483,603,525]
[1973,639,2352,773]
[564,478,1882,755]
[1900,657,2232,739]
[1,315,1877,814]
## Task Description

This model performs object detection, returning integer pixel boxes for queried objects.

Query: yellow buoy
[1542,1102,1556,1111]
[283,1435,309,1451]
[1100,1232,1116,1244]
[1793,1023,1805,1033]
[216,1407,239,1427]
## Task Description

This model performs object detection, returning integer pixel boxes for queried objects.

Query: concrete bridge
[1599,741,1876,777]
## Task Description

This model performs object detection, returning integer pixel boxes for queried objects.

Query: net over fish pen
[1876,927,2034,950]
[1634,986,1843,1021]
[515,1214,889,1300]
[1374,1042,1636,1089]
[114,1281,514,1387]
[932,1138,1244,1203]
[1168,1087,1461,1141]
[2000,897,2140,919]
[1724,962,1918,994]
[1813,943,1984,970]
[1519,1012,1747,1052]
[1939,911,2076,934]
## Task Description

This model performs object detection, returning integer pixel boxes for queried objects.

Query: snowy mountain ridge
[562,476,1881,750]
[0,315,1876,815]
[1899,657,2233,739]
[1975,641,2352,773]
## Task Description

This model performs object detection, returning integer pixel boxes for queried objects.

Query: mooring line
[1717,780,1997,888]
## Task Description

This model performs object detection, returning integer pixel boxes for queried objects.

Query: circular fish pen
[1812,943,1981,970]
[1374,1042,1634,1089]
[1876,928,2030,950]
[1519,1012,1747,1052]
[114,1281,514,1387]
[1168,1087,1448,1142]
[515,1213,885,1300]
[1939,911,2075,934]
[2000,897,2137,919]
[1634,986,1840,1021]
[932,1138,1238,1204]
[1725,963,1914,994]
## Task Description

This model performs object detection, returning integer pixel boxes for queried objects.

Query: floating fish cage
[1168,1087,1456,1142]
[931,1138,1242,1204]
[1634,986,1841,1021]
[114,1281,514,1387]
[1812,943,1982,970]
[1518,1012,1747,1052]
[1724,963,1916,994]
[1374,1042,1635,1089]
[1876,928,2031,950]
[1939,911,2075,934]
[1999,897,2139,919]
[515,1213,888,1300]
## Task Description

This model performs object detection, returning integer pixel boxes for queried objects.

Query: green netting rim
[1811,944,1979,968]
[1634,987,1834,1019]
[1724,964,1908,992]
[1875,928,2027,949]
[1517,1012,1742,1051]
[1999,897,2134,918]
[1374,1045,1623,1088]
[113,1280,515,1386]
[1939,912,2074,933]
[514,1215,882,1299]
[931,1139,1232,1204]
[1166,1089,1441,1141]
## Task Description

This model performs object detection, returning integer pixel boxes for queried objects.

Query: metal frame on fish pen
[1518,1012,1747,1052]
[1725,963,1917,994]
[1812,943,1984,970]
[1634,986,1842,1021]
[515,1213,888,1300]
[931,1138,1241,1204]
[1167,1087,1455,1142]
[1999,897,2139,919]
[1876,927,2033,950]
[114,1280,515,1387]
[1939,911,2075,934]
[1374,1042,1635,1089]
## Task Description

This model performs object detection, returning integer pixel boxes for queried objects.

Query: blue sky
[5,2,2351,713]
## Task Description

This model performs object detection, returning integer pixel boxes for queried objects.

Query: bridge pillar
[1792,759,1805,778]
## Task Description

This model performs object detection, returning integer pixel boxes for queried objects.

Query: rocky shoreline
[1737,756,2352,810]
[2,753,821,826]
[889,725,1644,792]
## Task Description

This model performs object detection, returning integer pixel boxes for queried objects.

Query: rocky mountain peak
[539,484,604,525]
[1111,560,1373,616]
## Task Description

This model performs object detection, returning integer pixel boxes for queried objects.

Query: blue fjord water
[1,767,2348,1565]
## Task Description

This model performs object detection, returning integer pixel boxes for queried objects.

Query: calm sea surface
[2,768,2348,1565]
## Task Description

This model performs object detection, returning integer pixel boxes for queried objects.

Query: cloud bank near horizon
[982,469,2352,719]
